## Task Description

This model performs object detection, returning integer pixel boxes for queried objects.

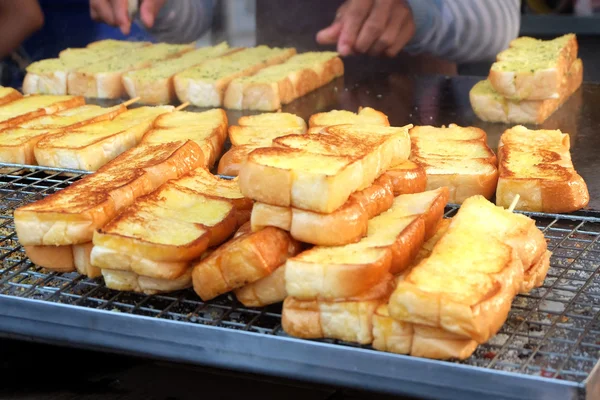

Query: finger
[316,21,343,45]
[337,0,372,56]
[385,8,415,57]
[110,0,132,35]
[355,0,393,54]
[90,0,116,25]
[140,0,166,28]
[368,3,403,56]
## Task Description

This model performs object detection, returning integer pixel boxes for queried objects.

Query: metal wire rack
[1,164,600,398]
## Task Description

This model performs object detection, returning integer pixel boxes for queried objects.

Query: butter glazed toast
[496,125,589,213]
[0,95,85,129]
[308,107,389,128]
[0,86,22,105]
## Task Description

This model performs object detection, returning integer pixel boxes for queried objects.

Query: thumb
[316,21,343,45]
[140,0,166,28]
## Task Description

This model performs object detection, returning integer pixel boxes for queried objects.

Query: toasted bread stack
[142,109,228,168]
[281,188,449,344]
[0,104,126,165]
[122,42,234,105]
[34,106,174,171]
[91,167,253,293]
[0,86,22,105]
[409,124,498,204]
[0,95,85,130]
[374,195,549,359]
[223,51,344,110]
[218,112,307,176]
[174,46,297,107]
[496,125,589,213]
[14,140,205,277]
[470,34,583,124]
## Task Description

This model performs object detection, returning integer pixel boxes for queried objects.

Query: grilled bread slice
[23,42,150,95]
[238,112,307,129]
[122,42,233,105]
[229,112,307,146]
[218,144,259,176]
[308,107,389,128]
[142,109,228,168]
[234,262,288,307]
[496,125,588,213]
[471,58,583,124]
[34,106,173,171]
[224,51,343,110]
[0,95,85,129]
[384,160,427,196]
[174,46,297,107]
[388,195,547,343]
[489,34,578,100]
[239,124,411,213]
[102,268,193,295]
[0,87,22,105]
[0,104,125,165]
[284,188,448,301]
[192,223,302,301]
[282,273,394,344]
[251,173,394,246]
[68,43,195,98]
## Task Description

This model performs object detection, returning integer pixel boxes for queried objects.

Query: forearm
[145,0,215,43]
[0,0,44,59]
[404,0,521,63]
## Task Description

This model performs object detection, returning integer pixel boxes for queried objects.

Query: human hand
[90,0,167,35]
[316,0,415,58]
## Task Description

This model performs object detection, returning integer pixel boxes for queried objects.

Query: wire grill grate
[1,165,600,385]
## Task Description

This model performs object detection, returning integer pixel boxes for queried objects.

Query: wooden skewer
[122,97,141,107]
[508,194,521,213]
[175,102,190,111]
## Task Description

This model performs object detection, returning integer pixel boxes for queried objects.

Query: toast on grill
[68,43,195,98]
[224,51,344,110]
[34,106,173,171]
[238,124,411,213]
[0,104,125,165]
[284,188,448,300]
[218,145,259,176]
[250,173,394,246]
[0,95,85,129]
[386,160,427,196]
[471,58,583,124]
[489,34,578,100]
[142,109,228,168]
[23,42,150,95]
[388,195,548,343]
[122,42,232,104]
[410,125,498,203]
[308,107,389,128]
[174,46,296,107]
[101,268,193,295]
[282,274,395,344]
[192,222,302,301]
[234,262,288,307]
[496,125,589,213]
[0,87,22,105]
[237,112,307,129]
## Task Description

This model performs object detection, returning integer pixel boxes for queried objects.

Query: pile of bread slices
[22,39,343,111]
[470,33,583,124]
[13,104,579,361]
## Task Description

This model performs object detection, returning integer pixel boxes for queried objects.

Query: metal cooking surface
[1,165,600,389]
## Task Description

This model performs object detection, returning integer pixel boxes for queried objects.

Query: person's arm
[403,0,521,63]
[0,0,44,59]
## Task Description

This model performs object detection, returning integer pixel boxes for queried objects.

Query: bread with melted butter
[308,107,389,128]
[0,86,22,105]
[385,160,427,196]
[0,95,85,129]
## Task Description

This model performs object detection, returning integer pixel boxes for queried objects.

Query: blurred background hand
[90,0,167,35]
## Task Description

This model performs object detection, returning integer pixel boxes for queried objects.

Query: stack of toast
[470,34,583,124]
[409,124,498,204]
[496,125,589,213]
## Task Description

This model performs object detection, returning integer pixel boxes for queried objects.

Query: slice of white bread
[284,188,448,301]
[218,144,259,177]
[0,104,125,165]
[410,125,498,203]
[0,95,85,129]
[383,160,427,196]
[0,87,22,105]
[142,109,228,168]
[68,43,195,99]
[23,42,150,95]
[471,58,583,124]
[388,195,548,343]
[174,46,297,107]
[234,261,288,307]
[250,173,394,246]
[101,268,193,295]
[34,106,173,171]
[282,273,395,344]
[122,42,233,105]
[192,222,302,301]
[496,125,589,213]
[238,112,307,129]
[224,51,344,110]
[489,34,578,100]
[308,107,389,128]
[239,124,411,213]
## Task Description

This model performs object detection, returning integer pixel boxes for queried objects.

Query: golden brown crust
[385,161,427,196]
[217,145,258,177]
[0,96,85,129]
[0,88,22,106]
[23,245,75,272]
